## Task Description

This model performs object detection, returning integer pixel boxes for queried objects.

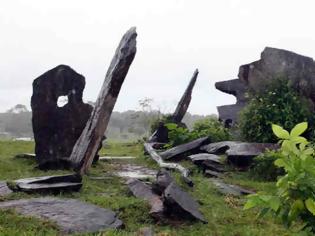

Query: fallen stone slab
[164,182,207,223]
[99,156,136,160]
[202,161,225,173]
[188,153,223,165]
[204,170,223,178]
[200,141,241,154]
[127,179,164,219]
[201,141,278,168]
[0,197,123,234]
[210,178,254,196]
[160,137,210,160]
[14,153,36,159]
[0,181,13,197]
[12,174,82,193]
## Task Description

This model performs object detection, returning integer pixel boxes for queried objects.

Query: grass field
[0,140,300,235]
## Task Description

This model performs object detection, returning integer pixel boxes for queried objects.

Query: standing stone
[216,47,315,124]
[31,65,93,169]
[69,27,137,174]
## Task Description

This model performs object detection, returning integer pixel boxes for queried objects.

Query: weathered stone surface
[12,174,82,193]
[31,65,93,169]
[0,197,123,233]
[202,161,225,172]
[188,153,223,165]
[200,141,241,154]
[200,141,278,168]
[148,122,169,143]
[164,182,206,223]
[148,69,198,143]
[226,143,279,167]
[171,69,199,123]
[127,179,164,219]
[69,27,137,174]
[160,137,210,160]
[216,47,315,123]
[204,170,223,178]
[210,178,254,196]
[0,181,12,197]
[152,169,173,195]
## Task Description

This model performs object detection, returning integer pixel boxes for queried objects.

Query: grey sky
[1,0,315,115]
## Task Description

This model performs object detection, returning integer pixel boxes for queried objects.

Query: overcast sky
[1,0,315,115]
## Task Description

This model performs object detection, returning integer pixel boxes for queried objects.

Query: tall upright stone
[69,27,137,174]
[31,65,93,169]
[216,47,315,125]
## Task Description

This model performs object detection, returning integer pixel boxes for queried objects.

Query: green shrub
[165,118,230,147]
[249,150,284,181]
[244,122,315,233]
[192,118,230,142]
[239,78,313,143]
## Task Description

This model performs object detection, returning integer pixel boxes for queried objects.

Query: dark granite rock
[68,27,137,174]
[164,182,207,223]
[160,137,210,160]
[201,141,278,168]
[0,197,123,234]
[127,179,164,219]
[12,174,82,193]
[0,181,13,197]
[152,169,173,195]
[216,47,315,124]
[188,153,223,165]
[210,178,254,196]
[31,65,94,169]
[148,122,169,144]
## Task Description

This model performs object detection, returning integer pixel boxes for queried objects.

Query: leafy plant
[249,150,284,181]
[239,78,313,143]
[164,118,230,147]
[244,122,315,232]
[192,118,230,142]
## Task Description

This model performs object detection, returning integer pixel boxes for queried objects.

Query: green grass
[0,140,299,235]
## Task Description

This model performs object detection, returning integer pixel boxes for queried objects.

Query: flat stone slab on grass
[210,178,254,196]
[188,153,223,165]
[114,164,157,180]
[0,197,123,234]
[0,181,13,197]
[99,156,136,160]
[13,174,82,193]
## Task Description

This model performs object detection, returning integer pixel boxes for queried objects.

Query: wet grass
[0,140,298,235]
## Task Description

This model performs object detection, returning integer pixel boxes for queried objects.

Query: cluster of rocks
[127,170,207,223]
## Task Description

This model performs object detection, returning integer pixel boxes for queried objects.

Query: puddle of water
[114,164,157,179]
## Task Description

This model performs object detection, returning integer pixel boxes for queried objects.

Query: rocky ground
[0,140,297,235]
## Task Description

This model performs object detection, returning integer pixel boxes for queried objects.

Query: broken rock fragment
[11,174,82,193]
[164,182,207,223]
[127,178,164,219]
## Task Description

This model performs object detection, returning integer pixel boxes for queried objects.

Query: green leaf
[305,198,315,216]
[290,122,308,137]
[272,124,290,139]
